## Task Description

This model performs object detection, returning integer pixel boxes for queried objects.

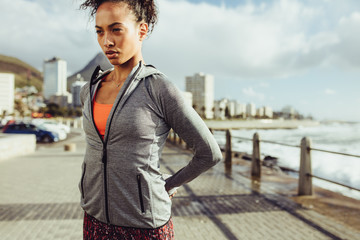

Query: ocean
[213,122,360,200]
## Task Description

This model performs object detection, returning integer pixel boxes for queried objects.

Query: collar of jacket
[90,61,159,85]
[89,61,160,101]
[87,61,161,144]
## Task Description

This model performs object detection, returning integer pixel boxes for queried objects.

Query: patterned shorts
[83,212,175,240]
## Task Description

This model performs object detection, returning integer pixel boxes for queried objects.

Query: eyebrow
[95,22,124,29]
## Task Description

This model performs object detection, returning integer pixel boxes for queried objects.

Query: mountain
[67,52,112,91]
[0,54,43,91]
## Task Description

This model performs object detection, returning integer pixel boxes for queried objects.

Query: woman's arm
[150,74,223,191]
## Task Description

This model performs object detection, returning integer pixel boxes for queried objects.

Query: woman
[78,0,222,239]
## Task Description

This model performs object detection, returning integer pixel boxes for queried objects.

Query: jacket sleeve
[149,74,223,191]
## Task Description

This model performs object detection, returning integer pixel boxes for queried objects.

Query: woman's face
[95,2,147,66]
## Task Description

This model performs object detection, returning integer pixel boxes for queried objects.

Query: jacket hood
[90,61,160,86]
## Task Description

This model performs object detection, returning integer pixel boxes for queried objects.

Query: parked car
[2,122,59,143]
[32,119,71,134]
[34,122,67,141]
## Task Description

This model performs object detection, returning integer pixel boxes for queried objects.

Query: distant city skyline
[1,0,359,121]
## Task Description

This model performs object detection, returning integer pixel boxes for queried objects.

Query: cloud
[144,0,360,84]
[324,88,336,95]
[258,82,270,88]
[242,87,265,101]
[331,12,360,69]
[0,0,359,83]
[0,0,99,74]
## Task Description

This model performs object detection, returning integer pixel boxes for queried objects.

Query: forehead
[95,1,135,26]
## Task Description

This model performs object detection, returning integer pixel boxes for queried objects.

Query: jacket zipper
[89,80,111,223]
[89,63,143,224]
[102,147,110,223]
[137,175,145,213]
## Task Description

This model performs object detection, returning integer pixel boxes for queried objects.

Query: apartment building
[185,73,214,119]
[0,73,15,114]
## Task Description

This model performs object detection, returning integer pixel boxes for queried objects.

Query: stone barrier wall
[0,134,36,161]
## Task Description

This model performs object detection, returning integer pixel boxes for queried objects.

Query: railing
[225,129,360,196]
[168,128,360,196]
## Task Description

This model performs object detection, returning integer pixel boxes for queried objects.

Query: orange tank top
[93,101,113,139]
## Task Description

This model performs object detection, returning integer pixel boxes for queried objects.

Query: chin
[109,58,135,67]
[108,58,122,66]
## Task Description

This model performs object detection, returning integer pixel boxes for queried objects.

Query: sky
[1,0,360,121]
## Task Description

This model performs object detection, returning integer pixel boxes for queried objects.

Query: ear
[139,22,148,41]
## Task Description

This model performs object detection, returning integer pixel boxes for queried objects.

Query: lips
[105,50,118,59]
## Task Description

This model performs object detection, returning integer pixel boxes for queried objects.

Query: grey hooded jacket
[79,62,222,228]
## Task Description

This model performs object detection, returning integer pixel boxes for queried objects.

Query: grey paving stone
[0,135,358,240]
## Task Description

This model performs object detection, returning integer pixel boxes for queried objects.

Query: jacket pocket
[80,163,86,199]
[137,175,145,213]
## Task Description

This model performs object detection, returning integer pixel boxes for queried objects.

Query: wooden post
[298,137,313,196]
[178,135,183,146]
[64,143,76,152]
[167,130,172,142]
[225,129,232,169]
[251,132,261,178]
[173,131,177,144]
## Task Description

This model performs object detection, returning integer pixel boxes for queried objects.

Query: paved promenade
[0,130,359,240]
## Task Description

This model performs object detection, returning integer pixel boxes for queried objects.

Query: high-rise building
[185,73,214,119]
[72,74,87,108]
[264,106,273,118]
[0,73,15,114]
[43,57,67,99]
[282,106,295,119]
[235,102,246,118]
[227,100,235,117]
[214,98,228,120]
[246,103,256,118]
[256,107,264,118]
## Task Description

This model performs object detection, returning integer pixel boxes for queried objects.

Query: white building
[181,91,193,107]
[227,100,236,117]
[49,93,72,107]
[282,105,295,119]
[235,102,246,118]
[185,73,214,119]
[256,107,264,118]
[264,106,273,118]
[214,98,228,120]
[246,103,256,118]
[43,57,68,99]
[0,73,15,114]
[72,80,87,108]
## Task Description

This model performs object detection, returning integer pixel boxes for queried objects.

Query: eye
[112,28,122,33]
[96,29,104,35]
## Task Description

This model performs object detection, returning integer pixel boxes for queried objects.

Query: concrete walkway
[0,130,359,240]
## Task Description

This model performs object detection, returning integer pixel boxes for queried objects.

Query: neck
[113,55,143,80]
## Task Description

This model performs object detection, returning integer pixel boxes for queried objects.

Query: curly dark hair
[79,0,158,34]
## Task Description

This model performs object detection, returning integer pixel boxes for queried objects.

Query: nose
[103,33,114,47]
